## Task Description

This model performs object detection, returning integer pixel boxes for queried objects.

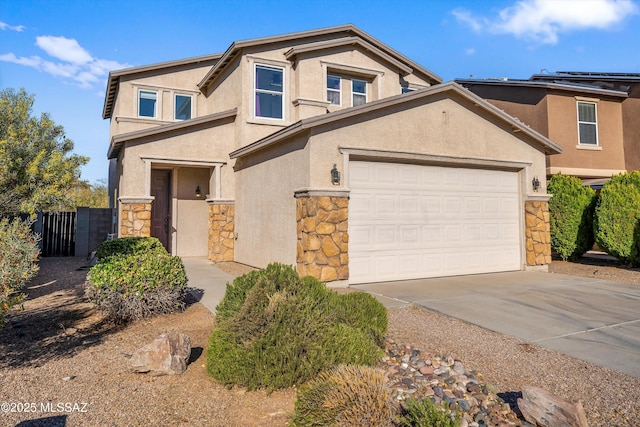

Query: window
[352,79,367,106]
[175,94,192,120]
[139,90,157,118]
[401,87,415,94]
[577,101,598,145]
[255,64,283,119]
[327,75,341,105]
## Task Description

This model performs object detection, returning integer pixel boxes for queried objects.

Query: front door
[150,169,171,252]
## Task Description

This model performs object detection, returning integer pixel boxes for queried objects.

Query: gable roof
[455,78,628,99]
[102,53,223,119]
[230,82,562,160]
[107,108,237,159]
[197,24,441,93]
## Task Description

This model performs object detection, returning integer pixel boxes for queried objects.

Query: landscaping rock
[130,332,191,375]
[517,386,589,427]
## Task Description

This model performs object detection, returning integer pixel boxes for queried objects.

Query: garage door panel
[349,161,521,284]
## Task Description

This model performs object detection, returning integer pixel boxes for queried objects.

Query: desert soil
[0,256,638,426]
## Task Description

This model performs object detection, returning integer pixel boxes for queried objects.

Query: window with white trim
[577,101,598,146]
[138,90,157,118]
[352,79,367,106]
[327,75,341,105]
[174,94,192,121]
[254,64,284,119]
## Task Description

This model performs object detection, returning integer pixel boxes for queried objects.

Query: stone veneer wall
[525,200,551,266]
[120,203,151,237]
[296,196,349,282]
[208,203,234,262]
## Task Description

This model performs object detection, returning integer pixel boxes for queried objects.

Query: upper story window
[175,94,192,121]
[139,90,157,118]
[327,75,341,106]
[352,79,367,106]
[255,64,284,119]
[577,101,598,146]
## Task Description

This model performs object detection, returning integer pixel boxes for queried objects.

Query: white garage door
[348,161,521,284]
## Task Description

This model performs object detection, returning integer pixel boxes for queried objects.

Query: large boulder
[517,386,589,427]
[130,332,191,375]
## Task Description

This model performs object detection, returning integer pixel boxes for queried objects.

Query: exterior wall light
[331,164,340,186]
[532,176,540,192]
[195,185,202,198]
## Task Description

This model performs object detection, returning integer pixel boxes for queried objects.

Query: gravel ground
[0,257,638,426]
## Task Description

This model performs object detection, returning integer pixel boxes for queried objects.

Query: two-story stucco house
[103,25,561,285]
[457,72,639,188]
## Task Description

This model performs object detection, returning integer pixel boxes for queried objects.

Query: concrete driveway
[352,271,640,377]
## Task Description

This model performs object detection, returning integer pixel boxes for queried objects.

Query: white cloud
[1,35,132,89]
[465,48,476,55]
[0,21,25,32]
[36,36,93,64]
[453,0,638,44]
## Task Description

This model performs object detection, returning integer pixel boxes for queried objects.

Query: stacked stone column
[120,202,151,237]
[296,194,349,282]
[208,202,235,262]
[525,200,551,266]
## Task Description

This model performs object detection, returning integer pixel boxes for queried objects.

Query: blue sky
[1,0,638,184]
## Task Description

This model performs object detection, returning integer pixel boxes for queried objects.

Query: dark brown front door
[150,169,171,251]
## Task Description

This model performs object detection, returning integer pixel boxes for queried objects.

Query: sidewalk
[181,257,234,313]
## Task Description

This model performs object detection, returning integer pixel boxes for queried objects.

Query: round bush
[86,251,187,323]
[547,173,596,260]
[290,364,397,427]
[95,236,167,260]
[398,397,459,427]
[594,171,640,265]
[206,263,387,391]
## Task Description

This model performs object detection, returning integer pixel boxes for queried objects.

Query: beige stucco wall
[309,95,548,189]
[110,63,214,137]
[174,168,210,256]
[118,121,235,197]
[233,133,312,268]
[546,93,625,175]
[233,93,550,269]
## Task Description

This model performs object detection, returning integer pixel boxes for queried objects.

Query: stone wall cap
[294,188,351,198]
[206,198,235,204]
[526,194,552,202]
[119,196,155,203]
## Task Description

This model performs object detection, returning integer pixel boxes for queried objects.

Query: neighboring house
[103,25,561,284]
[530,72,640,175]
[457,72,640,188]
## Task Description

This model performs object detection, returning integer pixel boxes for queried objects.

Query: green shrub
[95,236,166,260]
[290,364,397,427]
[86,251,187,323]
[0,217,40,329]
[399,397,460,427]
[206,263,387,391]
[594,171,640,265]
[547,173,597,260]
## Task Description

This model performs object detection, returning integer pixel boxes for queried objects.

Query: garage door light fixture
[331,164,340,185]
[532,176,540,192]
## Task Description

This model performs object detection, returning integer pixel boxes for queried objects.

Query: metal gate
[36,211,76,256]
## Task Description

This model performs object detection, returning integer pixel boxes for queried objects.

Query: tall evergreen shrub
[206,263,387,391]
[594,171,640,265]
[547,173,596,260]
[0,217,40,328]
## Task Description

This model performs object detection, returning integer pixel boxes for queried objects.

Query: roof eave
[231,82,562,160]
[107,108,237,159]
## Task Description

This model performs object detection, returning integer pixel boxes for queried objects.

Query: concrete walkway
[181,257,235,314]
[352,271,640,377]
